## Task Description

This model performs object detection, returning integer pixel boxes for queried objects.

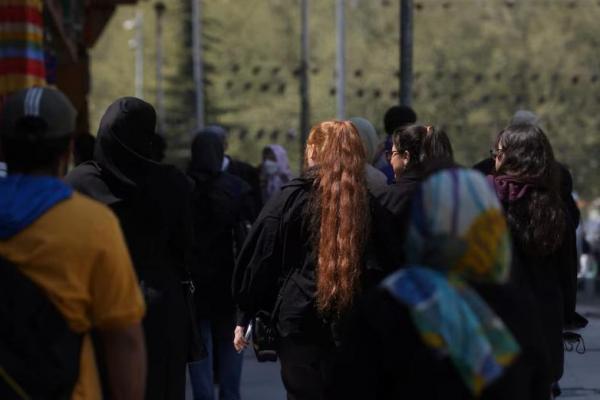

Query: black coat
[65,98,193,400]
[232,174,398,340]
[376,169,421,216]
[67,162,193,400]
[188,132,255,319]
[331,283,551,400]
[475,158,580,338]
[508,221,577,383]
[225,156,262,217]
[190,173,253,317]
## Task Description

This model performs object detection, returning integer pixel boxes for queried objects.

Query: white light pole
[299,0,310,170]
[400,0,413,106]
[336,0,346,119]
[124,9,144,99]
[191,0,205,131]
[154,2,166,132]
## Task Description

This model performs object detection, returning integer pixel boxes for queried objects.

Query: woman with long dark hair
[489,123,577,391]
[232,121,393,399]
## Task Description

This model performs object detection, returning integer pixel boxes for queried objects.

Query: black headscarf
[66,97,162,204]
[188,129,224,181]
[94,97,158,189]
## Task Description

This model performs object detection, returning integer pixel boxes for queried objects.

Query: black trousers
[278,336,336,400]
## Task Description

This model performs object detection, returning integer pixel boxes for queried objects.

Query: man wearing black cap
[0,87,146,399]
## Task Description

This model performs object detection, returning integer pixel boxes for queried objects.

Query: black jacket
[508,220,577,383]
[232,174,398,340]
[332,283,550,400]
[475,158,580,339]
[65,98,193,400]
[190,172,253,317]
[376,169,421,216]
[225,156,262,217]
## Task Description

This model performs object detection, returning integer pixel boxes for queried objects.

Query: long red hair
[305,121,369,315]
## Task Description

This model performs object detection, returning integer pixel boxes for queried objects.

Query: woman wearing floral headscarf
[333,168,550,400]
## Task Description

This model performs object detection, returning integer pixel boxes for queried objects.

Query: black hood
[188,131,224,180]
[94,97,159,193]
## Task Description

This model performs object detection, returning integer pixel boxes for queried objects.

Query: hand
[233,325,249,352]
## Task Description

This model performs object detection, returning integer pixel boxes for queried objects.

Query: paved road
[187,294,600,399]
[560,303,600,400]
[185,349,285,400]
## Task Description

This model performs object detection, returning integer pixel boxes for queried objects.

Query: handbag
[182,279,207,362]
[251,310,279,362]
[250,266,296,363]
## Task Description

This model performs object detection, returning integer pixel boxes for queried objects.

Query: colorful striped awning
[0,0,47,98]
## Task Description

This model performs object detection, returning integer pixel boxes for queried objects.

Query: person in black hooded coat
[65,97,194,400]
[186,131,254,400]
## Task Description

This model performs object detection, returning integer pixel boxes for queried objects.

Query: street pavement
[560,295,600,399]
[185,349,285,400]
[187,288,600,400]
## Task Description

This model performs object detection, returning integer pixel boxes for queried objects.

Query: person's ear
[403,150,411,164]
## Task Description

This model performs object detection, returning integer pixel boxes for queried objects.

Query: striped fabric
[0,0,46,98]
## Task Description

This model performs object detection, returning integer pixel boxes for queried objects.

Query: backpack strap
[0,256,82,399]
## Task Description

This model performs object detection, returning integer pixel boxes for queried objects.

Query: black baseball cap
[0,87,76,140]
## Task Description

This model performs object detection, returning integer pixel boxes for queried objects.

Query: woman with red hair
[232,120,395,399]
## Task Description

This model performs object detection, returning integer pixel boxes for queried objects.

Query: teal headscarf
[382,168,519,396]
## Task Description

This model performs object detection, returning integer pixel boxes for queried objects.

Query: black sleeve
[240,183,258,224]
[368,195,406,277]
[559,165,580,228]
[559,219,578,327]
[232,194,284,326]
[525,296,553,400]
[169,168,196,279]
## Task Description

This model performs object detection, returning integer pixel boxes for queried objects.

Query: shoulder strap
[0,256,82,399]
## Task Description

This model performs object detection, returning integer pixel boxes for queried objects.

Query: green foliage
[90,0,600,197]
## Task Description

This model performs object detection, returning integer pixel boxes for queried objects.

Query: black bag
[250,265,296,363]
[251,310,279,362]
[182,279,207,362]
[0,257,82,399]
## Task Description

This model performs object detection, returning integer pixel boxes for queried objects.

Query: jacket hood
[189,131,225,179]
[0,175,72,239]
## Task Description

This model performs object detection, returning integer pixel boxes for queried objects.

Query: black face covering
[188,131,225,181]
[94,97,159,194]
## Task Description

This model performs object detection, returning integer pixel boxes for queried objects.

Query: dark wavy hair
[392,125,454,173]
[496,124,566,255]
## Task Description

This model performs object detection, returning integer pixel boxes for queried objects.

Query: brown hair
[305,121,370,315]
